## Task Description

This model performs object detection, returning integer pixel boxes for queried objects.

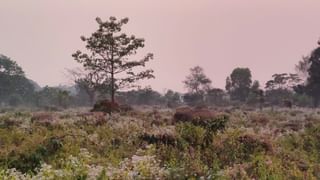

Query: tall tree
[306,41,320,107]
[72,17,154,104]
[183,66,211,105]
[183,66,211,94]
[226,68,252,102]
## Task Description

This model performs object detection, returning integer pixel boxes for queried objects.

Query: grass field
[0,107,320,179]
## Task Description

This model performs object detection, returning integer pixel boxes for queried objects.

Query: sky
[0,0,320,93]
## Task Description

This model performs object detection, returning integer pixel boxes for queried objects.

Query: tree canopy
[72,16,155,103]
[306,41,320,107]
[0,55,35,105]
[183,66,211,94]
[0,55,24,76]
[226,68,252,102]
[183,66,212,105]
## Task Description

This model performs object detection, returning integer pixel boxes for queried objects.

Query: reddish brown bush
[173,106,216,125]
[91,99,120,114]
[31,113,56,126]
[76,112,107,126]
[192,109,216,123]
[119,104,134,112]
[173,107,194,123]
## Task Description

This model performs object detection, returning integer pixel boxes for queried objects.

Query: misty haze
[1,0,320,179]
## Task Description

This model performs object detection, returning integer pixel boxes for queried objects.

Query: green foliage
[5,137,63,173]
[205,114,229,133]
[206,88,228,106]
[247,80,264,108]
[0,109,320,179]
[183,66,212,94]
[0,54,36,106]
[293,94,313,107]
[35,86,71,108]
[177,122,206,146]
[117,87,165,106]
[134,87,163,105]
[265,89,293,106]
[183,92,204,106]
[183,66,212,106]
[164,89,181,108]
[72,16,154,103]
[8,94,23,106]
[226,67,252,102]
[306,43,320,107]
[0,55,24,76]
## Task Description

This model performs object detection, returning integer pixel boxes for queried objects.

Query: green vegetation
[0,107,320,179]
[72,16,154,104]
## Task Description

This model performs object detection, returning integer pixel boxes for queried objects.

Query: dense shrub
[174,107,228,130]
[5,137,63,173]
[177,123,206,146]
[91,99,120,114]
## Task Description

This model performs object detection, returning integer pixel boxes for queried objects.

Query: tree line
[1,16,320,109]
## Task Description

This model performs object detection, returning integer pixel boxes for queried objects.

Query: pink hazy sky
[0,0,319,92]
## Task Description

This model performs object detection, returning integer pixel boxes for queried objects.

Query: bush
[174,107,228,130]
[5,137,63,173]
[91,99,120,114]
[177,123,206,146]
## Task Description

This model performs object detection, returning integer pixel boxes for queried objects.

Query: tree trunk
[111,71,115,104]
[111,46,115,104]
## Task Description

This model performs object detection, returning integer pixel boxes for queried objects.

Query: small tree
[72,17,154,104]
[183,66,212,94]
[183,66,211,105]
[226,68,252,102]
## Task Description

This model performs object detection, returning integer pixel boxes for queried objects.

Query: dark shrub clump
[91,100,120,114]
